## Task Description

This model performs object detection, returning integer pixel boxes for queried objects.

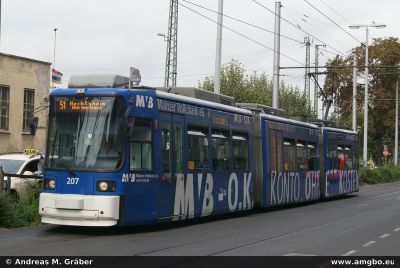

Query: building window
[23,89,35,132]
[0,85,10,130]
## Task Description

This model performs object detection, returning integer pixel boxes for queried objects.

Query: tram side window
[161,122,171,175]
[307,142,318,171]
[270,130,283,172]
[283,139,295,171]
[329,144,338,170]
[232,132,249,170]
[345,146,353,169]
[271,133,277,171]
[211,129,231,171]
[296,141,307,171]
[337,145,345,170]
[353,148,359,168]
[130,119,153,171]
[174,124,183,173]
[187,126,209,171]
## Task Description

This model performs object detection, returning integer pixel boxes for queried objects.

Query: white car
[0,149,43,199]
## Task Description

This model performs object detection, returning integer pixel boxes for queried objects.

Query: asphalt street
[0,182,399,256]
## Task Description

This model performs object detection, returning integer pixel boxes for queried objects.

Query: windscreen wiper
[57,160,76,177]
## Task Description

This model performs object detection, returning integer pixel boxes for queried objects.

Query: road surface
[1,182,399,256]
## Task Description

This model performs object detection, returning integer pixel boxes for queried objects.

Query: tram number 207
[66,177,80,184]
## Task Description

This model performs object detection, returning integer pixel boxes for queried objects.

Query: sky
[0,0,398,91]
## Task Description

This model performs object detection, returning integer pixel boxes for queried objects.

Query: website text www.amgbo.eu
[331,258,395,267]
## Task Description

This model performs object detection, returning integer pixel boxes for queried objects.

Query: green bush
[360,164,400,184]
[0,182,41,228]
[0,192,13,226]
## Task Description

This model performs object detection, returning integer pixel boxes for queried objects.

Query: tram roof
[156,90,253,116]
[50,87,132,96]
[260,113,319,129]
[321,127,358,135]
[52,87,356,131]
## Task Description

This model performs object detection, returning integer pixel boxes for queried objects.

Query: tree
[199,60,312,116]
[322,55,353,124]
[323,37,400,165]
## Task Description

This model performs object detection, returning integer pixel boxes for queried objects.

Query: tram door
[158,112,184,219]
[265,128,283,205]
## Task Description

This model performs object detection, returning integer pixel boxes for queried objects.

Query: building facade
[0,52,51,153]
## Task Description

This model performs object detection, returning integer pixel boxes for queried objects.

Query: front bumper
[39,193,120,227]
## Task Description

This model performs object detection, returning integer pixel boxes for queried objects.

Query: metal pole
[335,77,338,125]
[352,51,357,131]
[314,44,326,118]
[165,0,178,87]
[163,34,169,87]
[171,1,178,87]
[349,23,386,166]
[5,175,10,194]
[214,0,223,95]
[272,1,281,109]
[363,27,369,167]
[52,28,58,89]
[0,167,4,193]
[53,28,57,68]
[395,80,399,166]
[0,0,2,49]
[304,37,311,107]
[314,45,319,118]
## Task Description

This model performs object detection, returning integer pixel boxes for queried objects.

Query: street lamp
[53,28,58,67]
[157,33,169,87]
[157,33,168,41]
[349,23,386,167]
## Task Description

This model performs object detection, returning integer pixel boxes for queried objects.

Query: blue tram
[261,115,321,207]
[39,75,359,226]
[320,127,359,198]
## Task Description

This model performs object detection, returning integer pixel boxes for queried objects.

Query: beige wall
[0,53,51,154]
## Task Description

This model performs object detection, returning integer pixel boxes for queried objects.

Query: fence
[0,167,42,195]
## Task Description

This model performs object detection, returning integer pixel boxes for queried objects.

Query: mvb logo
[136,95,154,108]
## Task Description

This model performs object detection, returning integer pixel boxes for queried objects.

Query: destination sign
[213,115,228,126]
[56,100,107,112]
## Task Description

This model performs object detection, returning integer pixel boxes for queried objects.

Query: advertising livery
[39,80,359,226]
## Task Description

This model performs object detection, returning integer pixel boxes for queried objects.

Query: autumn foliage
[323,37,400,165]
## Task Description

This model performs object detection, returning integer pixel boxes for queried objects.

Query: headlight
[44,178,56,190]
[98,181,108,191]
[96,181,116,192]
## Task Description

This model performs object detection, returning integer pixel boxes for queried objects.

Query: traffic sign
[383,150,390,157]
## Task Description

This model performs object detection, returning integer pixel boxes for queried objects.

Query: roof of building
[0,52,51,66]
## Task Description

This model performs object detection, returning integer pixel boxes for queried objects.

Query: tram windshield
[45,96,125,171]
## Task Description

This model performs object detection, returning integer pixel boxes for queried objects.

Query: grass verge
[0,181,41,228]
[359,164,400,184]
